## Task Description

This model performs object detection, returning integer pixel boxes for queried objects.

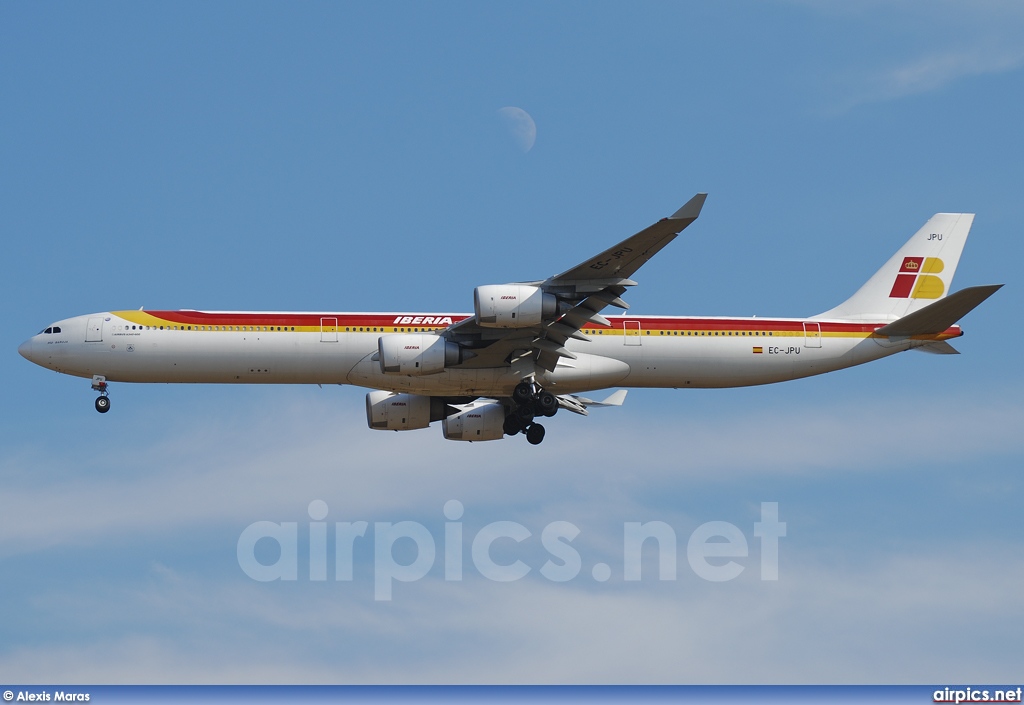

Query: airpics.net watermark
[237,501,786,601]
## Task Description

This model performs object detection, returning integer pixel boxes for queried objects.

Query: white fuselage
[19,309,952,397]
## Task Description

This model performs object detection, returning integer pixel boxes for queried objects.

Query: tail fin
[815,213,975,321]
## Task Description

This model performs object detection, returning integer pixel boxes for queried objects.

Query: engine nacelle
[365,391,444,431]
[442,400,506,441]
[378,333,463,375]
[474,284,558,328]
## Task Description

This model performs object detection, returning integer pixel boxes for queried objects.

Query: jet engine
[378,333,465,375]
[366,391,446,431]
[441,400,506,441]
[474,284,560,328]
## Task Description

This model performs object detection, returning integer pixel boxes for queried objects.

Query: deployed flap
[579,389,628,407]
[874,284,1002,337]
[556,389,628,416]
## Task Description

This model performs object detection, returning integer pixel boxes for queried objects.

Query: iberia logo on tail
[889,257,945,299]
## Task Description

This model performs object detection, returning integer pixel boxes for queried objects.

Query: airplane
[18,194,1001,445]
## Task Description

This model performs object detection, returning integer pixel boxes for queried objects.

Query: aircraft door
[85,317,104,342]
[803,321,822,348]
[320,317,338,343]
[623,320,641,346]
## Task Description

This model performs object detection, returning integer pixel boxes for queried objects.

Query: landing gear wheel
[514,405,535,424]
[526,423,545,445]
[537,391,558,417]
[503,415,523,436]
[512,382,533,405]
[95,396,111,414]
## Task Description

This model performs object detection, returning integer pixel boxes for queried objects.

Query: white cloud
[1,387,1021,556]
[834,49,1024,112]
[3,544,1022,683]
[789,0,1024,111]
[2,385,1021,683]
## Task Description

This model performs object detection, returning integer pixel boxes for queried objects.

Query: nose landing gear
[92,375,110,414]
[506,381,558,444]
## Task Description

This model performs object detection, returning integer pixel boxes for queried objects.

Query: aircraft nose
[18,338,33,361]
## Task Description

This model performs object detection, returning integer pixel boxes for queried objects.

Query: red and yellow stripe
[110,311,963,341]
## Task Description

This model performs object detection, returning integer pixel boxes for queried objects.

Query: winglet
[670,193,707,221]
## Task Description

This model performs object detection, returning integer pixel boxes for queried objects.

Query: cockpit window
[41,327,52,334]
[52,326,61,333]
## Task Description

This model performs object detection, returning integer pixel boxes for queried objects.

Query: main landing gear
[92,375,110,414]
[504,381,558,445]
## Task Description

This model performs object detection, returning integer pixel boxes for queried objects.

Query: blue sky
[2,1,1022,684]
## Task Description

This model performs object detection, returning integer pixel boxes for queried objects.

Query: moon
[497,106,536,152]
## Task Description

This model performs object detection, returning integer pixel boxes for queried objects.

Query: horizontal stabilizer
[874,284,1002,337]
[914,341,960,355]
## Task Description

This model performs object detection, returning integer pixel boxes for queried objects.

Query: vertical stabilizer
[815,213,975,321]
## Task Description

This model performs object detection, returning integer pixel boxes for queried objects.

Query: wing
[445,193,707,371]
[557,389,629,416]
